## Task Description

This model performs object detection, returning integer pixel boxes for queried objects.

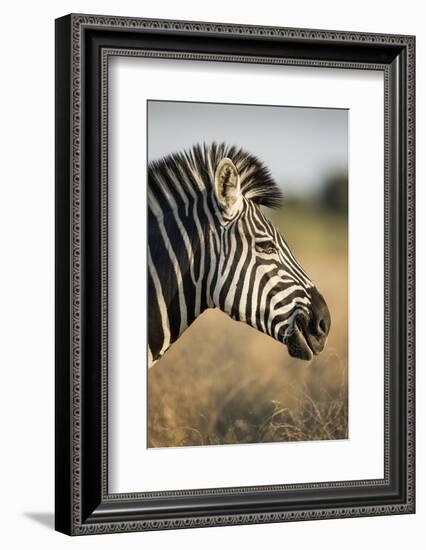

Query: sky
[148,100,348,197]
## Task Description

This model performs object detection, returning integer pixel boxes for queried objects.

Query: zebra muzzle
[285,314,314,361]
[285,288,331,361]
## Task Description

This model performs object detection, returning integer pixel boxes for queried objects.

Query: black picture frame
[55,13,416,535]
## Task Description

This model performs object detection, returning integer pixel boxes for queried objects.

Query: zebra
[148,142,330,368]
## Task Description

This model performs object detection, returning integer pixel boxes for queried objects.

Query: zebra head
[148,143,330,365]
[209,147,331,361]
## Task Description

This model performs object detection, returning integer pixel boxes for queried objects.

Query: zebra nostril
[318,318,327,336]
[308,286,331,341]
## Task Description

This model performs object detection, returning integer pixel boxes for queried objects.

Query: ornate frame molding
[55,14,415,535]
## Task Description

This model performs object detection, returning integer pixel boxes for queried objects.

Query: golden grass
[148,204,348,448]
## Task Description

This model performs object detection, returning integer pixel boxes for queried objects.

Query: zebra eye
[256,241,278,255]
[264,246,277,254]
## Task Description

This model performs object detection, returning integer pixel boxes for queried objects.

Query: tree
[320,173,348,214]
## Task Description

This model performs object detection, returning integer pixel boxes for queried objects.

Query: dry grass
[148,203,348,448]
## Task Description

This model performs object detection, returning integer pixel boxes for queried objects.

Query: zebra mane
[148,142,283,209]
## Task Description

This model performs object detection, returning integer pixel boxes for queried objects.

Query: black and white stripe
[148,143,328,367]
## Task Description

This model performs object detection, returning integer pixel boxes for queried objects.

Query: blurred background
[147,100,348,448]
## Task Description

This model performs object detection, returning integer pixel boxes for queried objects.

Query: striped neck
[147,170,219,365]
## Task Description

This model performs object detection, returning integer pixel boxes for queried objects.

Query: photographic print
[147,100,348,448]
[56,16,415,533]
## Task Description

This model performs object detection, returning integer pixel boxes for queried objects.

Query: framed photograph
[55,14,415,535]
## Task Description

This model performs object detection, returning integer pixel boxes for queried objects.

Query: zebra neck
[148,205,214,364]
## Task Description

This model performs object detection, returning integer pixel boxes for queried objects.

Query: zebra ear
[214,158,241,213]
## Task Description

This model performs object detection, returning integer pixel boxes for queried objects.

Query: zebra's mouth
[285,315,315,361]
